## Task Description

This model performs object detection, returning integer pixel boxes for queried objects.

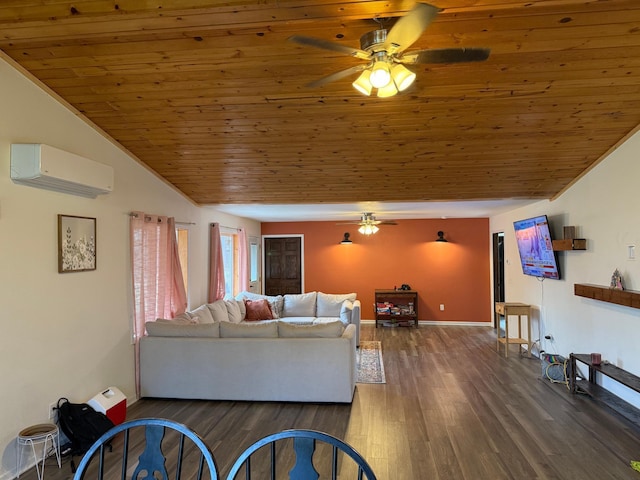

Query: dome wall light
[352,69,373,96]
[340,232,353,244]
[369,61,391,88]
[390,63,416,91]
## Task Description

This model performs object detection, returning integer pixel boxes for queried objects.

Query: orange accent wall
[261,218,491,323]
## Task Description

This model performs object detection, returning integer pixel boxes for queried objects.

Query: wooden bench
[569,353,640,428]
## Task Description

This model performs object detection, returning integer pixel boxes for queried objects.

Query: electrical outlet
[439,304,445,311]
[49,402,57,420]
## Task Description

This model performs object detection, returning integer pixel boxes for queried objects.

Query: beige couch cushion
[220,321,278,338]
[278,321,344,338]
[317,292,357,317]
[146,321,220,338]
[225,300,245,323]
[283,292,317,317]
[191,304,215,324]
[207,299,230,323]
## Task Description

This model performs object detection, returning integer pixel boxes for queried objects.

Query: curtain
[130,212,187,396]
[238,228,249,293]
[208,223,225,302]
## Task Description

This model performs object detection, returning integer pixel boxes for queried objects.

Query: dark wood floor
[33,325,640,479]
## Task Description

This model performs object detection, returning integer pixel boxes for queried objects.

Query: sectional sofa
[138,291,361,403]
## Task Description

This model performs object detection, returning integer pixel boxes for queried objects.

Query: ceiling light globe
[352,70,372,96]
[391,64,416,91]
[376,81,398,98]
[370,63,391,88]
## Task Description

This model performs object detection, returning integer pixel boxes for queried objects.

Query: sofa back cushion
[244,299,274,321]
[278,321,344,338]
[190,304,215,324]
[316,292,357,317]
[219,321,278,338]
[207,299,230,323]
[225,300,245,323]
[146,321,220,338]
[283,292,317,317]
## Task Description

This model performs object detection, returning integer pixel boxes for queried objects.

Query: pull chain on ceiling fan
[288,2,491,98]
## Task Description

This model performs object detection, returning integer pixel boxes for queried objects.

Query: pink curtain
[208,223,225,302]
[238,228,249,293]
[130,212,188,396]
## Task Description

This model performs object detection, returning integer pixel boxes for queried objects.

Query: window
[221,233,238,296]
[250,237,259,283]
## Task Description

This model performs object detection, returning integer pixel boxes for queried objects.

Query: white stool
[16,424,61,480]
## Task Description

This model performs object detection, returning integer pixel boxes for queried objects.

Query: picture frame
[58,215,97,273]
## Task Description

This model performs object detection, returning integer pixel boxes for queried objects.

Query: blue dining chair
[73,418,219,480]
[226,429,377,480]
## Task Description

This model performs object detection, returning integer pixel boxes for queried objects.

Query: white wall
[491,131,640,402]
[0,58,259,479]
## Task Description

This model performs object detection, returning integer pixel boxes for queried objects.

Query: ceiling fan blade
[306,65,366,88]
[400,47,491,64]
[288,35,370,60]
[378,221,398,225]
[383,3,440,55]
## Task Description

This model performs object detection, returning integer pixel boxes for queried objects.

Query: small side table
[17,424,61,480]
[495,302,532,358]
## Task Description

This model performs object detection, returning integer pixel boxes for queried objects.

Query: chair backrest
[73,418,219,480]
[226,429,376,480]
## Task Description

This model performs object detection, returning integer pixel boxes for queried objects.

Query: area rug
[356,341,386,384]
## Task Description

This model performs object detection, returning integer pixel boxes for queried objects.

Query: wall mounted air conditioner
[10,144,114,198]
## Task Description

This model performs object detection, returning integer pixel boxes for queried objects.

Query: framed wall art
[58,214,96,273]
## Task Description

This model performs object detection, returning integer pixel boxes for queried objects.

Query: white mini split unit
[10,143,114,198]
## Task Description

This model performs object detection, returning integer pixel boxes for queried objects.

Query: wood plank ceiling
[1,0,639,206]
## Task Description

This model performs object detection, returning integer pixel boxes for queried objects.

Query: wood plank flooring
[31,325,640,479]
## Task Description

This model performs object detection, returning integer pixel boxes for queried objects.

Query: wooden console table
[570,353,640,428]
[495,302,532,358]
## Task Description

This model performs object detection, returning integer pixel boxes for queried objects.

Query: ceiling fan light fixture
[369,61,391,88]
[376,80,398,98]
[391,63,416,91]
[358,224,379,235]
[352,69,373,96]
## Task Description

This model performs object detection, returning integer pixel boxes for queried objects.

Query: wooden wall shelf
[552,239,587,251]
[574,283,640,309]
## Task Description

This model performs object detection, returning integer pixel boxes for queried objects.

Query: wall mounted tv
[513,215,560,279]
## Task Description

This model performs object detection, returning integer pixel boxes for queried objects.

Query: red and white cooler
[87,387,127,425]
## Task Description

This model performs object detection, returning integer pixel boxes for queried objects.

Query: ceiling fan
[337,213,398,235]
[288,2,490,97]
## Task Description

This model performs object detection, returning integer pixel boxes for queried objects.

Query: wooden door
[492,232,505,327]
[264,237,302,295]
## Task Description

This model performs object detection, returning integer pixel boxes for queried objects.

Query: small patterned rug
[356,341,386,384]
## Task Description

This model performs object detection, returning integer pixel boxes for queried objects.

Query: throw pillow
[225,300,244,323]
[283,292,317,317]
[207,299,230,323]
[244,299,274,321]
[236,291,283,318]
[340,300,354,324]
[145,321,220,337]
[190,304,215,324]
[316,292,357,317]
[278,321,344,338]
[219,321,278,338]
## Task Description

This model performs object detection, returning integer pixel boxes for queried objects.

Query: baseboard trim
[361,319,493,327]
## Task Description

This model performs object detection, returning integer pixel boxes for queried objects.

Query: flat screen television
[513,215,560,279]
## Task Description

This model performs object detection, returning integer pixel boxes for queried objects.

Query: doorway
[492,232,505,327]
[263,235,304,295]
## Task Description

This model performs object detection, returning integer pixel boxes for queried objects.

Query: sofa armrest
[351,300,361,347]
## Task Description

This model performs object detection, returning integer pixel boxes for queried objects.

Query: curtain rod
[211,222,240,231]
[129,212,195,225]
